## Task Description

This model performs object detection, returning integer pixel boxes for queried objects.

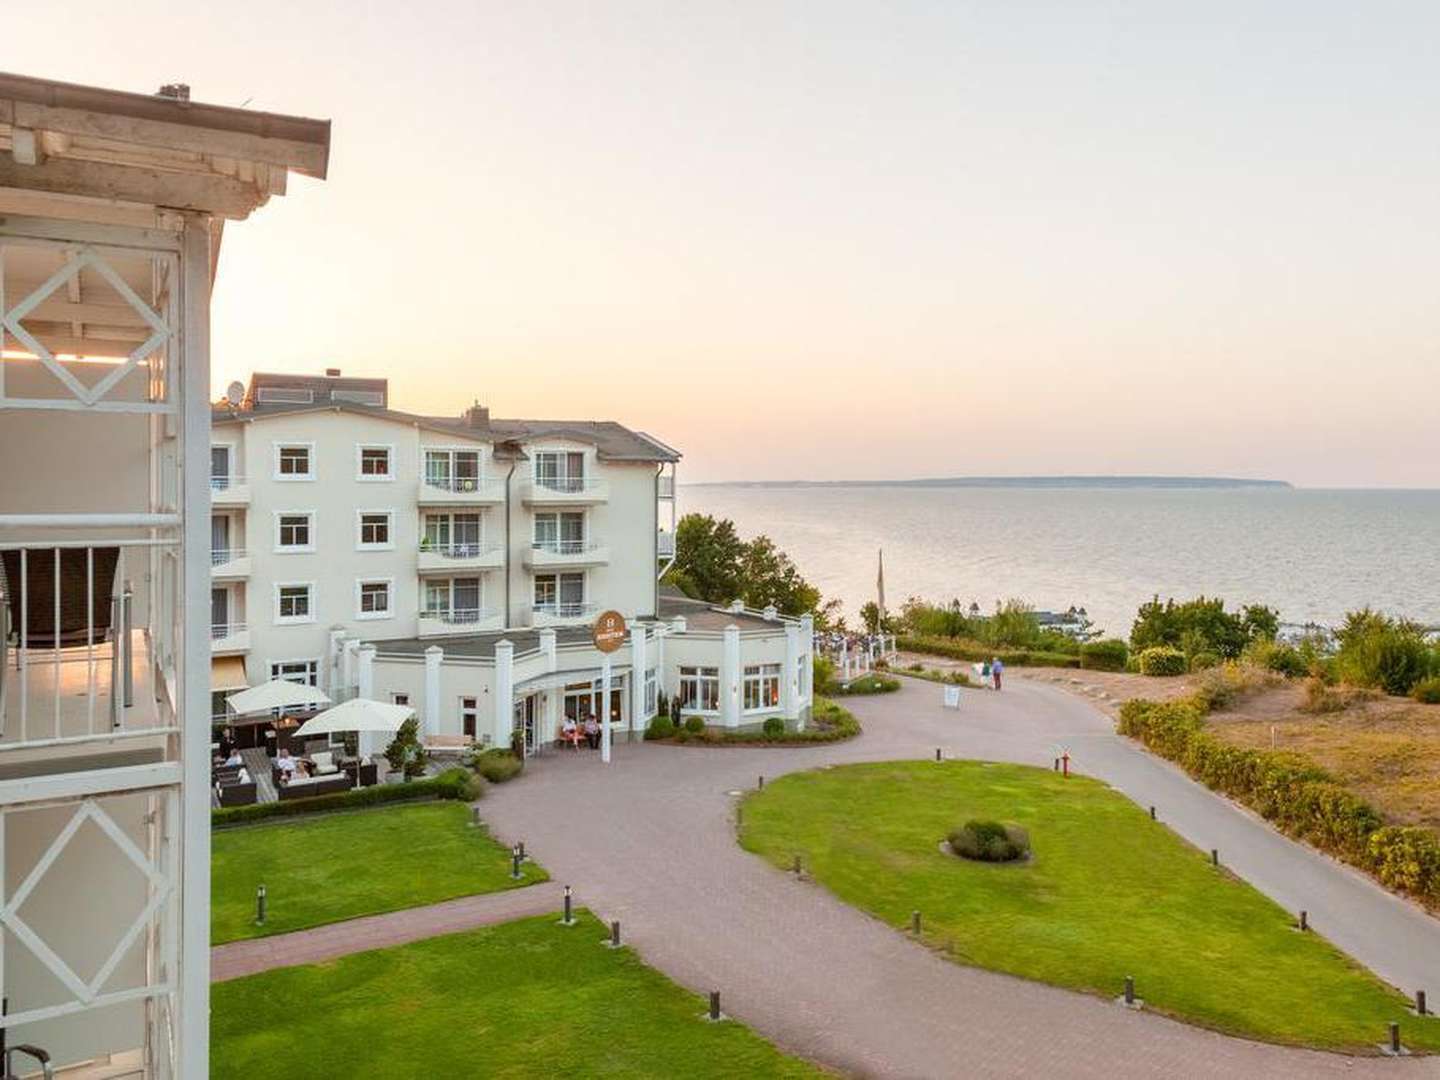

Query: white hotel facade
[211,371,814,752]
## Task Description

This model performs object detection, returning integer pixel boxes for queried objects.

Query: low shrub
[212,766,480,827]
[1079,638,1128,672]
[684,715,705,735]
[1190,663,1273,712]
[947,820,1031,863]
[1188,650,1222,672]
[1137,646,1187,677]
[897,636,1080,669]
[1412,677,1440,705]
[1301,677,1348,715]
[830,674,901,696]
[762,716,785,737]
[1246,639,1309,679]
[812,656,839,695]
[1119,694,1440,906]
[1334,609,1434,696]
[475,749,524,784]
[646,715,676,740]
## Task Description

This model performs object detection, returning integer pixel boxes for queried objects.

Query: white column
[494,639,514,749]
[600,654,613,763]
[342,638,359,697]
[783,623,800,720]
[543,687,558,744]
[539,627,557,671]
[630,623,648,735]
[722,624,741,728]
[654,626,667,699]
[177,216,212,1080]
[357,645,377,758]
[423,646,443,739]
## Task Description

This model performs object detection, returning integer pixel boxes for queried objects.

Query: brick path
[210,882,564,982]
[476,678,1440,1079]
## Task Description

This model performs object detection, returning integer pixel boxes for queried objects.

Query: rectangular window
[276,583,313,623]
[423,578,482,623]
[679,666,720,713]
[460,696,479,739]
[271,659,319,686]
[644,668,658,717]
[534,572,585,614]
[423,449,482,492]
[358,580,391,618]
[276,444,312,478]
[358,445,392,478]
[359,511,392,548]
[533,511,585,553]
[534,450,586,492]
[277,512,313,551]
[391,692,410,707]
[744,663,783,712]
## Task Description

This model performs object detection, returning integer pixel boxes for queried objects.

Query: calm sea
[677,486,1440,639]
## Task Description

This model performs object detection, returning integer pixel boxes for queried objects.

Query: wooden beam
[11,100,327,178]
[0,155,261,219]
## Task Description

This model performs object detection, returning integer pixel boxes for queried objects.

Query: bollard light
[1149,806,1156,820]
[1211,849,1219,868]
[758,775,765,790]
[793,854,802,876]
[471,805,481,828]
[1418,990,1428,1016]
[511,846,522,880]
[935,748,942,762]
[563,885,574,925]
[255,884,267,926]
[1299,910,1308,932]
[1053,758,1059,772]
[911,910,921,935]
[1390,1021,1401,1055]
[610,920,621,948]
[1124,976,1135,1006]
[709,991,721,1021]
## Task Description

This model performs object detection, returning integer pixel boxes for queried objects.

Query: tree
[669,512,831,623]
[384,717,427,780]
[1129,595,1279,660]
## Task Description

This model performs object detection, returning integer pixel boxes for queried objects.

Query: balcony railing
[210,474,245,492]
[420,541,500,559]
[419,607,494,625]
[534,475,600,494]
[421,476,502,497]
[532,601,596,619]
[531,538,600,555]
[211,547,247,566]
[211,621,247,640]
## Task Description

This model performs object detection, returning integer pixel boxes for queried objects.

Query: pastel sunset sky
[15,2,1440,485]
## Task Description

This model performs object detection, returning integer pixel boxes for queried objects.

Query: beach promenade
[477,677,1440,1079]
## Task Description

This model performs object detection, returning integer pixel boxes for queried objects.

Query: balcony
[524,539,610,569]
[211,547,252,578]
[418,476,505,505]
[531,600,598,627]
[211,622,250,654]
[211,474,251,506]
[657,531,675,557]
[418,606,502,638]
[521,476,609,506]
[418,540,504,573]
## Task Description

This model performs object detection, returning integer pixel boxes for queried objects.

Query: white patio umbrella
[294,698,416,788]
[226,678,333,715]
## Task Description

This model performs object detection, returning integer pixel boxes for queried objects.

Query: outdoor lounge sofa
[216,780,257,807]
[277,773,351,800]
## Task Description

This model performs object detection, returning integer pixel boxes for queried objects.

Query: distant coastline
[687,475,1294,491]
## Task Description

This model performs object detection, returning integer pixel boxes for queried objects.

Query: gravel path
[477,676,1440,1079]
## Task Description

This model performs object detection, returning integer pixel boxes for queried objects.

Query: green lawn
[212,802,546,944]
[740,760,1440,1053]
[211,912,824,1079]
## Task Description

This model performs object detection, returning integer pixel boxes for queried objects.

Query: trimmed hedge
[897,636,1080,669]
[829,674,901,696]
[948,819,1031,862]
[645,716,676,740]
[475,749,523,784]
[1137,645,1186,676]
[212,767,481,828]
[1118,695,1440,907]
[1079,638,1128,672]
[663,698,861,746]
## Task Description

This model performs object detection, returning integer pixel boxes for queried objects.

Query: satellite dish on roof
[226,381,245,404]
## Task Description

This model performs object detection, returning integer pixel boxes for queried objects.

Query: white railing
[531,538,601,555]
[533,475,601,494]
[419,541,500,559]
[422,476,500,496]
[657,532,675,557]
[658,475,675,498]
[420,607,494,625]
[211,621,247,640]
[209,474,245,492]
[0,537,178,750]
[533,601,596,619]
[210,548,247,566]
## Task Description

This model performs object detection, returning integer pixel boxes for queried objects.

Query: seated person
[223,749,243,767]
[275,748,298,776]
[583,716,601,749]
[291,761,310,781]
[559,718,580,746]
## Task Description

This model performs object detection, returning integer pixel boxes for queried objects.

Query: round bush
[474,749,523,784]
[762,716,785,738]
[645,715,676,740]
[1189,650,1222,672]
[947,820,1031,863]
[684,715,705,735]
[1138,646,1187,677]
[1079,638,1129,672]
[1412,676,1440,705]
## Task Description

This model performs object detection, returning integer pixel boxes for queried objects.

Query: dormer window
[534,450,585,493]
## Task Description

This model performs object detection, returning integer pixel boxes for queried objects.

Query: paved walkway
[478,677,1440,1079]
[210,883,565,982]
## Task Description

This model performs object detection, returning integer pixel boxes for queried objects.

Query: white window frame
[532,570,586,615]
[275,510,316,553]
[532,447,588,492]
[270,658,320,686]
[210,442,237,483]
[274,581,317,625]
[744,662,783,713]
[355,577,394,621]
[273,441,316,481]
[422,446,485,492]
[459,695,480,736]
[356,443,395,481]
[679,665,720,715]
[356,509,395,551]
[644,667,658,718]
[532,510,587,553]
[390,691,411,707]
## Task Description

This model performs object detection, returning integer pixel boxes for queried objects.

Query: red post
[1061,752,1070,778]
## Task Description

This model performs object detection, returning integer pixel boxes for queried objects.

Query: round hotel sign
[593,610,628,653]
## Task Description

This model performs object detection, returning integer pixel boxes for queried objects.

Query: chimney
[464,401,490,428]
[156,83,190,102]
[324,367,342,377]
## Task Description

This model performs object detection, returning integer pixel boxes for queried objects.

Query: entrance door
[211,515,230,561]
[460,696,479,739]
[512,695,536,754]
[210,445,231,484]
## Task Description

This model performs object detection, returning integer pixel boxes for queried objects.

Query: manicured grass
[211,801,546,944]
[740,760,1440,1053]
[211,912,824,1079]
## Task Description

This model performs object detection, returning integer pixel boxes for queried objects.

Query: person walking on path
[992,657,1004,691]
